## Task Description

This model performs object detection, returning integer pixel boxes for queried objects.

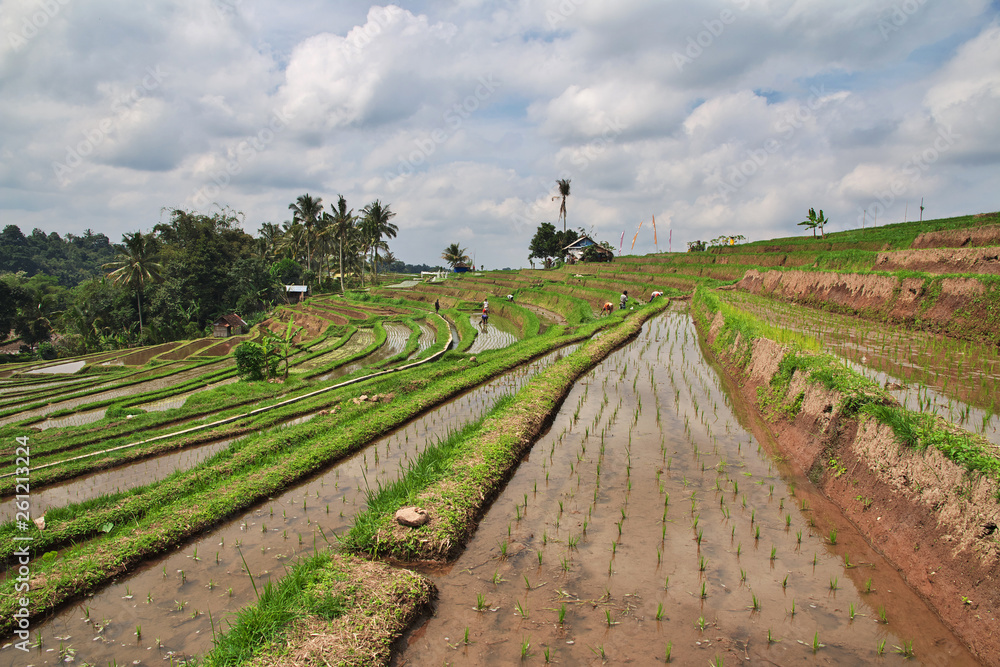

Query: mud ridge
[735,268,1000,344]
[698,308,1000,665]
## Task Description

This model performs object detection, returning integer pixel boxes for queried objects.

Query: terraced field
[3,211,1000,666]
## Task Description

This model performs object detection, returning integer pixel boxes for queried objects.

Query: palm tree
[553,179,571,232]
[441,243,469,268]
[102,231,163,334]
[328,195,356,294]
[288,194,323,274]
[359,200,398,285]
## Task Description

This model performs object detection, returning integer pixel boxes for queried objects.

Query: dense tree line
[0,225,117,285]
[2,194,408,360]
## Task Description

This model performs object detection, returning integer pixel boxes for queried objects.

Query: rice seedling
[878,605,887,623]
[877,639,886,656]
[849,602,856,620]
[605,609,617,626]
[894,639,915,657]
[696,615,707,631]
[134,624,141,639]
[739,568,747,583]
[864,578,873,593]
[515,600,529,619]
[699,556,707,571]
[828,528,838,545]
[749,593,760,611]
[665,641,673,662]
[523,575,532,590]
[782,574,788,589]
[736,542,742,557]
[701,582,708,599]
[812,632,824,653]
[558,603,566,624]
[789,600,796,617]
[655,602,664,620]
[520,636,531,660]
[770,545,777,561]
[829,577,838,591]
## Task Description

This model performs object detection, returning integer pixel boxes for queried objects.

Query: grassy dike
[0,315,625,636]
[199,299,669,665]
[344,298,670,560]
[203,552,435,667]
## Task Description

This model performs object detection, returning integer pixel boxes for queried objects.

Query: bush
[234,341,276,381]
[37,341,58,360]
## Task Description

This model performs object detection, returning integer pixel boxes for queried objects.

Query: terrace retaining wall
[699,309,1000,665]
[734,268,1000,344]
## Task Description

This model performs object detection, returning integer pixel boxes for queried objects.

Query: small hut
[284,284,309,303]
[564,236,613,263]
[452,262,471,274]
[212,313,248,338]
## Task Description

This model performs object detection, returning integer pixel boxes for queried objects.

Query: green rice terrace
[3,211,1000,666]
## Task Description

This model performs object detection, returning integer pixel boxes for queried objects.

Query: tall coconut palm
[327,195,356,294]
[288,194,323,274]
[359,200,398,285]
[441,243,469,268]
[553,179,571,232]
[102,231,163,334]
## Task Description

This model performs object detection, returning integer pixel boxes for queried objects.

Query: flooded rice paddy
[468,315,518,353]
[718,290,1000,445]
[397,311,974,666]
[0,345,577,666]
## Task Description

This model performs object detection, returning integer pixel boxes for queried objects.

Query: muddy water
[407,320,438,360]
[299,329,375,373]
[137,377,240,413]
[25,360,86,375]
[719,291,1000,417]
[314,323,411,381]
[0,439,236,524]
[397,311,975,666]
[0,345,578,666]
[468,315,518,353]
[0,361,230,427]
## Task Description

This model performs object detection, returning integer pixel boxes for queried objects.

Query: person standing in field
[619,290,628,310]
[435,299,440,313]
[483,298,489,313]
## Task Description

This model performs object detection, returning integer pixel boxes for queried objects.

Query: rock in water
[395,506,430,527]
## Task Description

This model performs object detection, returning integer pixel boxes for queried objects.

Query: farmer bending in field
[507,294,513,302]
[601,302,614,316]
[650,290,663,299]
[619,290,628,310]
[481,308,489,329]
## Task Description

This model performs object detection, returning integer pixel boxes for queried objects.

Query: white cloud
[0,0,998,269]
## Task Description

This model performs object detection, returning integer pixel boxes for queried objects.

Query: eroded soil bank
[699,309,1000,665]
[734,268,1000,345]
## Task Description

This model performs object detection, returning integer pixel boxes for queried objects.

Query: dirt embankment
[876,246,1000,275]
[911,221,1000,249]
[702,310,1000,665]
[735,268,1000,344]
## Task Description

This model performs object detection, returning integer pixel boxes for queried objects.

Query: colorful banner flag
[630,220,643,251]
[619,230,625,253]
[652,214,658,249]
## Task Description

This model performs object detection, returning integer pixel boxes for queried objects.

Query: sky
[1,0,998,269]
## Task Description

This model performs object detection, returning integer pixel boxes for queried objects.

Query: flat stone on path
[396,506,430,527]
